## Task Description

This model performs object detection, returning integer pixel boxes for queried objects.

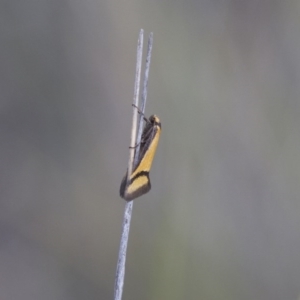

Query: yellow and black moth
[120,114,161,201]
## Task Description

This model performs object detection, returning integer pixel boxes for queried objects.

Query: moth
[120,114,161,201]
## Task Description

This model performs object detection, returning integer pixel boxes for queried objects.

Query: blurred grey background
[1,1,300,299]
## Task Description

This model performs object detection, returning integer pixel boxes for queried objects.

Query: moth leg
[129,133,148,149]
[129,142,141,149]
[132,104,148,123]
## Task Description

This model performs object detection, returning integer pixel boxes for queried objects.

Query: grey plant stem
[114,30,154,300]
[136,32,153,160]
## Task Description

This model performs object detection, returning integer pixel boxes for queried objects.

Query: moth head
[149,115,161,128]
